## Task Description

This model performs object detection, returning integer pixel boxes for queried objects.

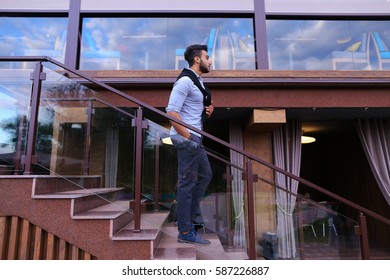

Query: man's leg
[191,146,212,229]
[175,141,200,233]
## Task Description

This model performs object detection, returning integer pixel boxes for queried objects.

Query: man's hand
[204,104,214,118]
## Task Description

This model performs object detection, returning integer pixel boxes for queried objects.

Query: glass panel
[0,17,68,66]
[0,63,32,174]
[80,17,255,70]
[141,119,249,259]
[141,120,175,211]
[21,62,138,223]
[258,170,362,260]
[36,63,137,186]
[365,215,390,259]
[299,185,390,259]
[267,20,390,70]
[294,200,361,260]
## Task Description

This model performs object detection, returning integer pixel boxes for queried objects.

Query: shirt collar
[186,67,203,81]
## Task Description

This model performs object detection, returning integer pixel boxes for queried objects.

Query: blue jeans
[172,134,212,233]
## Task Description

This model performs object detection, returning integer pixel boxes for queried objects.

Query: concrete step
[113,211,171,258]
[153,247,197,260]
[72,199,130,219]
[32,175,102,195]
[71,199,134,237]
[7,176,182,259]
[155,222,248,260]
[33,187,127,216]
[153,225,196,260]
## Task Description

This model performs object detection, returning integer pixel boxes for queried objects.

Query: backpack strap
[176,68,212,106]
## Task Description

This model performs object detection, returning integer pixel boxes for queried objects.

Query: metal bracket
[223,173,233,180]
[242,172,258,182]
[85,108,95,115]
[131,119,148,129]
[354,225,362,236]
[30,71,46,81]
[21,155,38,164]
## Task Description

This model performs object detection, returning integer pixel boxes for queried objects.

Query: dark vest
[176,68,212,122]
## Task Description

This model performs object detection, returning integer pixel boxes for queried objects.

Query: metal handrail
[5,56,386,222]
[2,56,390,259]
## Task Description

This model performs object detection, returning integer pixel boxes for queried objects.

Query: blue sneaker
[178,230,211,245]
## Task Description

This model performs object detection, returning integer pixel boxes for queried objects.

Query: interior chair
[24,31,67,63]
[228,31,256,70]
[371,31,390,70]
[330,32,370,70]
[80,32,121,70]
[175,28,218,70]
[300,202,318,238]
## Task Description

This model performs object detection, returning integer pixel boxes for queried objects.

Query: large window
[80,17,256,70]
[267,20,390,70]
[0,17,68,66]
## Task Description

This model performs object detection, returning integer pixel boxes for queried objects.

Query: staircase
[154,222,248,260]
[0,175,248,260]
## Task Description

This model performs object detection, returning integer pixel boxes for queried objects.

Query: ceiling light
[71,123,82,129]
[301,135,316,144]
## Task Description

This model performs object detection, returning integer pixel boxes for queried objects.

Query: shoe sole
[177,239,211,245]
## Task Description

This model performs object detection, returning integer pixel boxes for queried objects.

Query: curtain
[272,120,302,259]
[105,125,119,188]
[229,120,246,249]
[355,119,390,205]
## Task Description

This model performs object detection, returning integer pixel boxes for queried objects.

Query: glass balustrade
[0,62,32,174]
[25,63,136,219]
[0,58,388,259]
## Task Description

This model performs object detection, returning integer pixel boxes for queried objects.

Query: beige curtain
[229,120,247,250]
[105,125,119,188]
[356,119,390,205]
[272,120,302,259]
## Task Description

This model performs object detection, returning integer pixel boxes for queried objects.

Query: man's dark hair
[184,44,208,66]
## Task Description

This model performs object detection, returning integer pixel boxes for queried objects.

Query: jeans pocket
[190,133,201,145]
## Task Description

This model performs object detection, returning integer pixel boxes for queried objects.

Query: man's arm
[167,111,191,139]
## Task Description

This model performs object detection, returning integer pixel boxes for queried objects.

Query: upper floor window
[267,20,390,70]
[0,17,68,68]
[80,17,256,70]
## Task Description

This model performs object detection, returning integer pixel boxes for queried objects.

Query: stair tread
[112,211,170,241]
[154,225,196,260]
[33,187,123,199]
[72,200,131,219]
[112,228,160,241]
[158,224,248,260]
[122,212,170,230]
[153,247,196,260]
[196,234,243,260]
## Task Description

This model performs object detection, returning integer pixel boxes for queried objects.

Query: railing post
[245,159,257,260]
[132,107,147,232]
[23,62,46,174]
[356,212,370,259]
[83,101,94,175]
[154,135,160,211]
[224,164,233,248]
[14,115,27,174]
[296,202,306,259]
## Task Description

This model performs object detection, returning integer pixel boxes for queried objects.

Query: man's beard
[199,59,210,73]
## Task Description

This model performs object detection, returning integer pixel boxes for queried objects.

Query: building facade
[0,0,389,260]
